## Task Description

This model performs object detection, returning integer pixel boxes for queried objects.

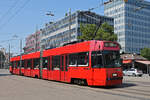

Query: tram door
[64,55,69,82]
[60,55,69,82]
[60,55,65,81]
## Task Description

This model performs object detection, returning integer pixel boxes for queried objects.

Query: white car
[123,68,143,77]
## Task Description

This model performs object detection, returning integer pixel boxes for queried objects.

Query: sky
[0,0,104,55]
[0,0,150,55]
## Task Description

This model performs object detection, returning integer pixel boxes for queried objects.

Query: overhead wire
[0,0,31,30]
[0,0,21,24]
[88,0,104,11]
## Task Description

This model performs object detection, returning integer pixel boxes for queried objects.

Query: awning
[135,60,150,65]
[123,60,132,64]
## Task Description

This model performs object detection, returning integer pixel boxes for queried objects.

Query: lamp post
[39,11,55,78]
[38,12,55,78]
[46,11,54,48]
[39,29,44,79]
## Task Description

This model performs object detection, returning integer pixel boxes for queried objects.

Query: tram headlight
[112,73,117,77]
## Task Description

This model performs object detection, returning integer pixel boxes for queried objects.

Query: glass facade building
[104,0,150,54]
[41,11,113,49]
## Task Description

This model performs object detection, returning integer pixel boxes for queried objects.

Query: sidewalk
[123,74,150,83]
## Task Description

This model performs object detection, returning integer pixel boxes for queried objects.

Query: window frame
[26,59,32,69]
[33,58,40,69]
[68,52,89,67]
[52,55,61,70]
[42,57,48,69]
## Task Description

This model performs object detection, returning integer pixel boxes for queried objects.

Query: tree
[140,48,150,60]
[79,22,117,41]
[95,22,117,41]
[78,24,96,40]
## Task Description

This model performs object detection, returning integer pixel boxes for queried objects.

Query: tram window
[92,51,103,68]
[33,58,40,69]
[48,57,50,70]
[52,56,60,70]
[69,53,78,66]
[12,62,14,68]
[78,52,89,66]
[43,57,48,69]
[103,51,121,68]
[22,60,25,68]
[65,55,68,71]
[14,62,17,68]
[24,60,26,68]
[27,59,32,68]
[11,62,14,68]
[13,62,15,68]
[17,61,20,68]
[61,56,64,71]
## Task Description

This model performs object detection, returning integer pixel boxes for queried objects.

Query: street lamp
[38,12,55,78]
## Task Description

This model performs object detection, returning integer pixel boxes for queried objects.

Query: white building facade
[41,11,114,49]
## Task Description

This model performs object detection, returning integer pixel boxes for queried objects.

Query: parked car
[123,68,143,77]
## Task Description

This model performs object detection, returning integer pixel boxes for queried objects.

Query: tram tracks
[85,86,150,100]
[6,75,150,100]
[68,83,150,100]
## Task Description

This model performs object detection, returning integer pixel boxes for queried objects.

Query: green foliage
[78,24,96,40]
[79,22,117,41]
[140,48,150,60]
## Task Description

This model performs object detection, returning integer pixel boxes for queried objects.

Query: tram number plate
[112,73,117,77]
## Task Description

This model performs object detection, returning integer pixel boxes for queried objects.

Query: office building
[104,0,150,54]
[41,11,114,49]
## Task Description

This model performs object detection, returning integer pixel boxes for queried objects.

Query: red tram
[9,40,123,86]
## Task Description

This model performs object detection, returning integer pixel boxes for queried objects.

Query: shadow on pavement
[0,73,12,77]
[91,83,137,89]
[111,83,137,89]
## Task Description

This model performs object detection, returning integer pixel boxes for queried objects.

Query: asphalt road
[0,69,150,100]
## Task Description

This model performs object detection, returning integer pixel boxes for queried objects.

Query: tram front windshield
[92,50,121,68]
